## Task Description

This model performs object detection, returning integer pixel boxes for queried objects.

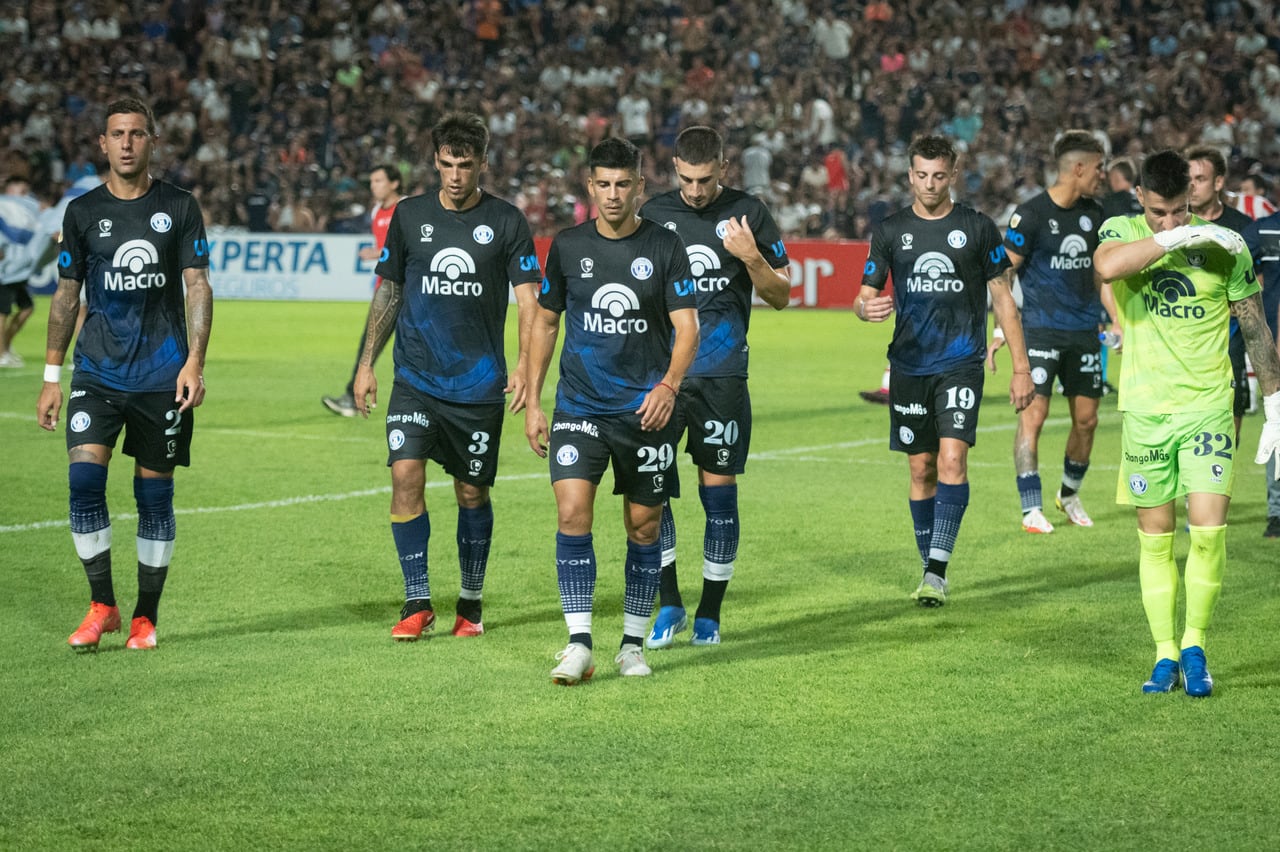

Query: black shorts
[66,380,193,472]
[1024,327,1103,399]
[548,411,682,506]
[0,281,33,313]
[1228,328,1249,417]
[889,364,984,454]
[384,381,504,486]
[675,376,752,475]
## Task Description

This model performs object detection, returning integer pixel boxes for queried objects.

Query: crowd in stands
[2,0,1278,238]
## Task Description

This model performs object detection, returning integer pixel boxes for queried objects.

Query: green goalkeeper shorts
[1116,409,1236,507]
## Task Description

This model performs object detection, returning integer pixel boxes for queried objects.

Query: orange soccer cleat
[68,602,122,651]
[451,614,484,637]
[391,609,436,641]
[126,617,157,650]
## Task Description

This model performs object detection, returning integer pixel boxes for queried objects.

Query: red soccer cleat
[451,614,484,637]
[68,602,121,651]
[391,609,436,641]
[126,617,157,650]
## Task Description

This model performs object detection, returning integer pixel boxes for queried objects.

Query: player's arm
[722,215,789,310]
[1095,225,1246,282]
[988,268,1034,411]
[176,267,213,412]
[353,276,404,418]
[1233,292,1280,476]
[523,305,561,457]
[1098,275,1122,348]
[856,230,893,322]
[507,281,538,414]
[986,247,1025,369]
[638,307,699,432]
[37,275,84,431]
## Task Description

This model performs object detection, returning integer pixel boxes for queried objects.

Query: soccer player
[352,113,541,640]
[639,126,790,649]
[36,97,213,651]
[986,131,1112,533]
[1230,173,1277,220]
[857,134,1035,606]
[524,137,699,683]
[0,175,49,367]
[1099,157,1144,221]
[1094,149,1280,697]
[323,164,403,417]
[1244,209,1280,537]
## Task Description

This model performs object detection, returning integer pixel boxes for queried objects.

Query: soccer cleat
[858,388,891,405]
[1021,508,1055,534]
[391,609,436,641]
[1264,517,1280,539]
[690,617,721,645]
[551,642,595,685]
[126,617,157,650]
[911,573,949,607]
[1055,491,1094,527]
[1142,658,1181,693]
[645,605,687,649]
[1181,646,1213,697]
[451,614,484,637]
[0,350,23,367]
[68,602,122,651]
[615,644,652,676]
[321,393,357,417]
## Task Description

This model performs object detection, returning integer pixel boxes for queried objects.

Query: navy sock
[1061,456,1089,498]
[457,501,493,604]
[908,498,934,571]
[658,503,682,608]
[391,513,431,604]
[1016,472,1042,514]
[556,531,596,646]
[930,482,970,580]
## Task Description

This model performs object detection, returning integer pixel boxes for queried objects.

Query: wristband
[1013,370,1030,375]
[857,299,867,320]
[658,381,678,395]
[44,364,62,383]
[992,326,1005,339]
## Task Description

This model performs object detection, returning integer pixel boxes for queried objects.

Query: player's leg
[919,437,970,604]
[1266,460,1280,538]
[619,498,662,674]
[389,459,434,639]
[890,370,938,584]
[439,401,503,636]
[1136,504,1180,692]
[1015,395,1053,533]
[66,444,120,650]
[2,285,34,361]
[0,286,15,365]
[322,327,367,417]
[1055,341,1104,526]
[452,481,491,636]
[690,469,737,643]
[646,501,688,648]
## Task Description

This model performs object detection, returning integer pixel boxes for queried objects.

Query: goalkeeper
[1095,149,1280,698]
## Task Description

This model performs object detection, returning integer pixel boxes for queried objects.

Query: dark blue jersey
[376,191,541,404]
[58,180,208,392]
[1243,210,1280,341]
[540,218,696,416]
[641,187,789,377]
[862,202,1010,376]
[1003,192,1103,332]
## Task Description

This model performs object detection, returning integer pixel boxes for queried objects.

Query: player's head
[1184,145,1227,213]
[4,175,29,195]
[906,135,957,213]
[1136,149,1191,232]
[1052,130,1105,196]
[432,113,488,209]
[673,126,726,210]
[100,97,157,180]
[1241,173,1271,198]
[368,164,401,205]
[588,137,644,229]
[1107,157,1137,191]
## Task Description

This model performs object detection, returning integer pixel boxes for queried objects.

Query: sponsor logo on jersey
[580,258,594,278]
[70,411,91,432]
[473,225,494,245]
[387,411,431,428]
[585,282,647,333]
[70,390,86,399]
[468,459,484,475]
[1211,463,1224,483]
[1125,447,1171,464]
[686,244,731,292]
[947,229,967,248]
[553,419,600,437]
[901,233,914,250]
[556,444,579,466]
[1049,219,1060,235]
[420,224,434,242]
[770,239,786,258]
[652,474,664,491]
[663,221,677,230]
[952,411,966,429]
[1028,347,1060,359]
[905,251,964,293]
[422,248,483,296]
[519,254,539,273]
[388,429,406,451]
[893,403,927,416]
[1101,227,1122,240]
[105,239,166,291]
[1144,272,1204,319]
[98,219,113,238]
[717,448,730,467]
[150,213,172,233]
[1051,234,1092,270]
[631,257,654,280]
[1009,213,1022,229]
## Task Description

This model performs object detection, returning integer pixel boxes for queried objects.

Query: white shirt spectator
[62,18,92,42]
[616,93,652,139]
[812,16,852,61]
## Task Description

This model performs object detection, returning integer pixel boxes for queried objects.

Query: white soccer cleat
[550,642,595,685]
[614,644,652,677]
[1055,491,1094,527]
[1021,508,1055,534]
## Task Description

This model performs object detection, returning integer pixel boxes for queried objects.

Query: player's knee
[455,482,489,509]
[1074,411,1099,433]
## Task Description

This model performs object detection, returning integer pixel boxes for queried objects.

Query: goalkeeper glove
[1256,391,1280,480]
[1152,224,1246,255]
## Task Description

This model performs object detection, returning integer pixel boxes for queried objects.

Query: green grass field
[3,301,1279,850]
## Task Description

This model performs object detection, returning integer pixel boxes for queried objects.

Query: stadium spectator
[1242,208,1280,538]
[1232,172,1277,220]
[1093,149,1280,698]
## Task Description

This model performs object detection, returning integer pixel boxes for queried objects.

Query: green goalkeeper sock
[1182,524,1226,651]
[1138,529,1179,663]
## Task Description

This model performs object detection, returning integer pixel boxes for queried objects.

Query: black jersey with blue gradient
[376,191,540,404]
[1003,193,1103,333]
[641,187,789,378]
[862,203,1010,376]
[540,218,696,416]
[58,180,208,392]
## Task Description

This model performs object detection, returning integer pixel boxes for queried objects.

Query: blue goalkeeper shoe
[1141,658,1181,694]
[645,606,687,649]
[1180,646,1213,697]
[690,617,720,646]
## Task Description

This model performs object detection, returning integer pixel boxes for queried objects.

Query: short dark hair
[1108,157,1137,184]
[1242,173,1272,194]
[1053,130,1104,163]
[370,164,401,186]
[589,137,642,174]
[907,135,957,168]
[1140,149,1190,199]
[432,112,488,159]
[674,126,723,165]
[1184,145,1227,179]
[105,97,156,136]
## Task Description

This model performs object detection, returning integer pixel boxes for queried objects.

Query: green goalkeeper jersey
[1099,213,1259,414]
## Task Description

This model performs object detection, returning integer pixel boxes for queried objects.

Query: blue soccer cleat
[1142,658,1181,694]
[1181,646,1213,697]
[690,617,720,646]
[645,606,687,649]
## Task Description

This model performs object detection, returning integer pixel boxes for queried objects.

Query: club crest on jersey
[70,411,91,433]
[631,257,654,280]
[652,474,664,491]
[473,225,494,245]
[469,459,484,475]
[1211,463,1224,483]
[899,426,915,445]
[580,258,594,278]
[901,233,914,250]
[947,230,967,248]
[1128,474,1148,495]
[1079,215,1093,232]
[388,429,406,451]
[98,219,113,238]
[1186,250,1206,268]
[663,221,678,230]
[715,220,730,239]
[717,448,730,467]
[150,212,172,233]
[420,224,434,242]
[952,411,966,429]
[556,444,579,466]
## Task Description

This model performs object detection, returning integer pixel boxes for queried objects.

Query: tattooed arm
[353,277,404,417]
[36,277,84,431]
[177,267,213,412]
[1232,292,1280,398]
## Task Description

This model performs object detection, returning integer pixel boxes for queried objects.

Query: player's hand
[1009,372,1035,412]
[1153,224,1246,255]
[37,382,63,432]
[985,335,1006,372]
[353,364,377,418]
[525,406,549,457]
[505,370,527,414]
[637,382,677,431]
[860,294,894,323]
[721,215,757,262]
[175,360,206,412]
[358,246,380,262]
[1256,391,1280,479]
